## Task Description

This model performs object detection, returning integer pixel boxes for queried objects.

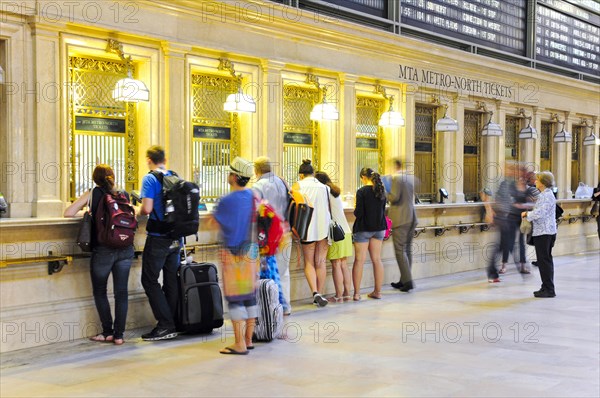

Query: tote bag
[220,244,259,301]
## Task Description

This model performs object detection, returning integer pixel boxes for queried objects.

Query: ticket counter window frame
[68,55,137,201]
[282,83,320,186]
[414,103,437,203]
[463,110,483,202]
[355,96,385,189]
[191,72,240,202]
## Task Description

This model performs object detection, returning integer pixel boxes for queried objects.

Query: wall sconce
[481,111,503,136]
[553,119,572,143]
[374,84,404,127]
[517,108,537,139]
[435,104,459,132]
[307,73,339,121]
[582,122,600,146]
[106,39,149,102]
[219,58,256,113]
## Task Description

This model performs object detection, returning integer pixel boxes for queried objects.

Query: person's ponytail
[371,172,385,200]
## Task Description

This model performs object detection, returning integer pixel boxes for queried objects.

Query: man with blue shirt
[139,146,179,341]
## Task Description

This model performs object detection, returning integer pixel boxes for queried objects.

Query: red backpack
[256,201,284,256]
[95,191,137,249]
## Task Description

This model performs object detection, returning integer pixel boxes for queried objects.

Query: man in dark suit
[387,158,418,292]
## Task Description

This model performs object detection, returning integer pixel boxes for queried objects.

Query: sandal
[367,292,382,299]
[327,296,343,303]
[353,294,361,301]
[89,333,113,343]
[113,338,124,346]
[342,296,352,302]
[499,265,507,274]
[520,268,531,274]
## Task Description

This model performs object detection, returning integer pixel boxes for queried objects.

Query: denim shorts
[227,298,258,321]
[353,230,385,243]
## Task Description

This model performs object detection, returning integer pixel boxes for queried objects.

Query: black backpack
[148,171,200,239]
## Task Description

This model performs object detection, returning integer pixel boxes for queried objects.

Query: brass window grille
[414,104,437,202]
[282,84,320,185]
[540,121,554,172]
[68,56,137,200]
[505,115,520,161]
[191,73,240,202]
[571,125,584,193]
[464,110,483,201]
[356,96,385,188]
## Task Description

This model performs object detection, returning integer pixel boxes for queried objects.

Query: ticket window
[540,121,554,172]
[191,73,239,202]
[68,55,137,200]
[505,115,520,161]
[355,96,385,188]
[464,110,483,202]
[571,125,584,193]
[414,104,436,203]
[282,84,320,185]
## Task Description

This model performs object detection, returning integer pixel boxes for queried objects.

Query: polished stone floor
[1,251,599,398]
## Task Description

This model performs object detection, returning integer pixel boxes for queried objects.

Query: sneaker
[141,327,178,341]
[313,293,328,307]
[488,278,501,283]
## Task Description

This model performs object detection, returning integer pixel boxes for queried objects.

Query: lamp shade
[519,125,538,139]
[379,110,405,127]
[553,129,572,143]
[481,122,503,136]
[435,115,459,132]
[224,90,256,113]
[310,102,339,121]
[582,134,599,146]
[112,77,149,102]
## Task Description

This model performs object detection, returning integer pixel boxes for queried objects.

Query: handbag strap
[87,186,95,214]
[325,186,333,220]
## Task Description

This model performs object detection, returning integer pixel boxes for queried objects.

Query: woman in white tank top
[291,160,331,307]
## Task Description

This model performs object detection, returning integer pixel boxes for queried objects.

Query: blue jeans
[259,255,286,307]
[141,235,180,329]
[90,245,134,340]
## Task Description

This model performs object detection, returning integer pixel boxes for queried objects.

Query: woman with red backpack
[64,164,135,345]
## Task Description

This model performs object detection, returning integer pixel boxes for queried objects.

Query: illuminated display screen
[536,0,599,75]
[400,0,527,55]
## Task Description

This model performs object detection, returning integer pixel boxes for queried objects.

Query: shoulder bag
[76,187,94,252]
[327,188,345,242]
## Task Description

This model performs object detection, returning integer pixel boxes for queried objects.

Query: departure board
[536,0,600,75]
[400,0,527,55]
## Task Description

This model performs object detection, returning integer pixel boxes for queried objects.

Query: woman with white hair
[521,171,557,298]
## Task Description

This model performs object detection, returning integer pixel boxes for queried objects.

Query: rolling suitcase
[177,261,224,334]
[253,278,284,342]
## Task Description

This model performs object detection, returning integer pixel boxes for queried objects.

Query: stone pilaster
[553,113,572,199]
[339,74,357,194]
[260,61,286,175]
[164,44,190,179]
[31,24,63,217]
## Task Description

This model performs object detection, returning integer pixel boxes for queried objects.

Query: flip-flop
[367,293,382,299]
[220,347,249,355]
[246,345,255,350]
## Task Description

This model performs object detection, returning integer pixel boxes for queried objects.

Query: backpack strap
[148,170,166,221]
